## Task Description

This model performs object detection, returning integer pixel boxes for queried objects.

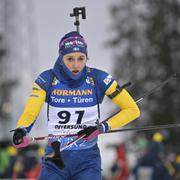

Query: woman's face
[63,52,87,75]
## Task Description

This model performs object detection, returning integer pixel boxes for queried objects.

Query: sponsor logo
[64,40,84,48]
[103,75,112,85]
[89,77,95,86]
[52,77,59,86]
[52,89,93,96]
[54,124,88,130]
[86,76,94,86]
[73,47,80,51]
[51,97,93,104]
[72,97,93,103]
[86,77,91,84]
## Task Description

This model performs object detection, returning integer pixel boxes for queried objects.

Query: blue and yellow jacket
[17,60,140,150]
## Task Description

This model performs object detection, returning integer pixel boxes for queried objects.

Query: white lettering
[72,97,93,103]
[51,97,65,103]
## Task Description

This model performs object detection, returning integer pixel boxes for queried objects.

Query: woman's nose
[73,59,79,68]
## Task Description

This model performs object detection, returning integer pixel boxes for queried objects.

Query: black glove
[12,128,27,145]
[45,141,65,169]
[78,122,109,141]
[78,126,98,138]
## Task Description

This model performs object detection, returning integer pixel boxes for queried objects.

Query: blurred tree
[108,0,180,149]
[0,35,17,120]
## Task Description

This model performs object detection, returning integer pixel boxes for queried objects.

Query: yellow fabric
[17,83,46,128]
[152,132,164,142]
[105,81,140,129]
[176,155,180,163]
[7,146,17,156]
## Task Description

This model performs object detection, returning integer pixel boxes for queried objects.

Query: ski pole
[60,134,86,152]
[106,123,180,133]
[30,123,180,141]
[30,133,77,141]
[102,72,179,122]
[135,72,179,103]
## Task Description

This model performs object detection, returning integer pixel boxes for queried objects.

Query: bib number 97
[57,110,84,124]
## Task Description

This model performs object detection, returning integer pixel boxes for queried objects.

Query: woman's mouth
[72,70,80,75]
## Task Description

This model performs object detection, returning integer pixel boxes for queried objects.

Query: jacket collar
[52,58,87,88]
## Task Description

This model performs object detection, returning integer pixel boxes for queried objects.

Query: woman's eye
[78,57,85,61]
[67,57,74,61]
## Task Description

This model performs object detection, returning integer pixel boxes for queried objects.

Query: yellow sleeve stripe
[17,83,46,128]
[105,80,118,96]
[105,82,140,129]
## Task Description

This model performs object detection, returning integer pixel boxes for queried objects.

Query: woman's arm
[17,83,46,130]
[105,81,140,129]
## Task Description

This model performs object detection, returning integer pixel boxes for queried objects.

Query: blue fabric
[38,145,102,180]
[35,67,115,104]
[16,124,33,134]
[25,122,36,133]
[138,142,164,166]
[100,122,109,133]
[48,78,97,108]
[53,57,87,87]
[133,142,174,180]
[35,69,54,93]
[61,60,83,80]
[90,68,114,103]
